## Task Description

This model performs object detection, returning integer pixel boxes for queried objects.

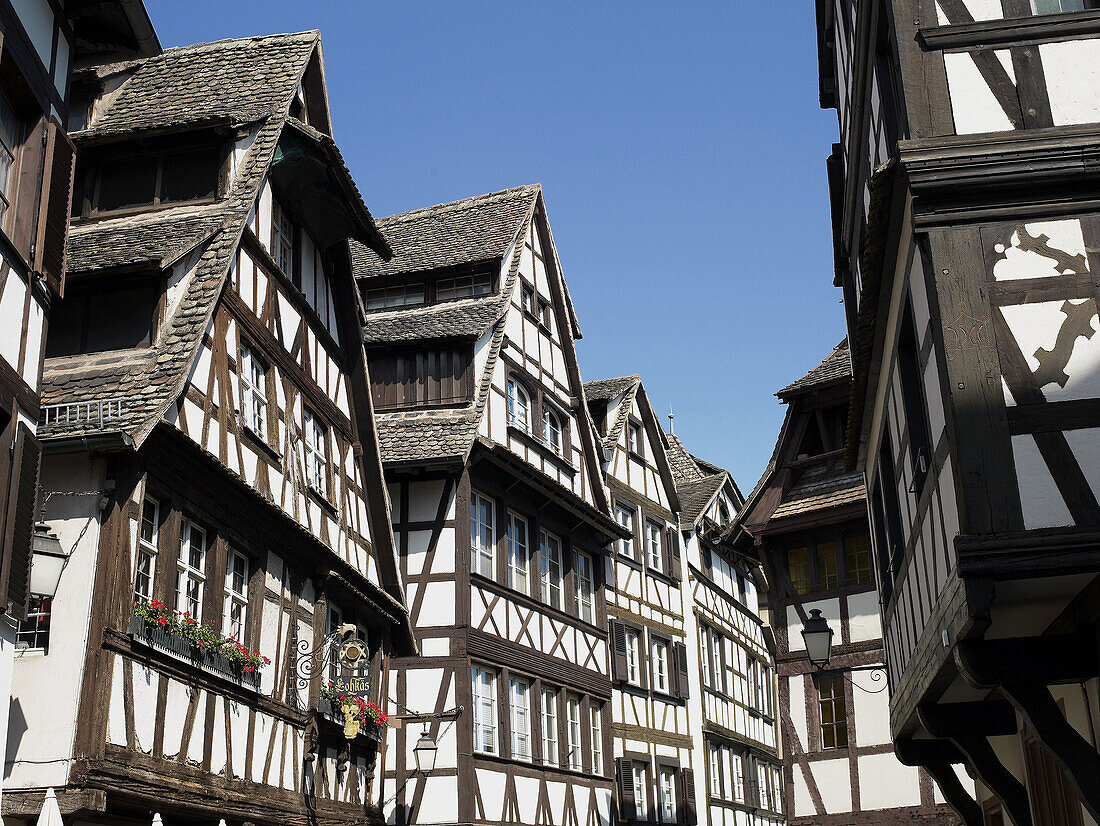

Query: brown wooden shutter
[34,118,77,298]
[610,620,628,682]
[1,423,42,621]
[673,641,690,700]
[680,768,697,825]
[616,757,636,820]
[665,526,682,580]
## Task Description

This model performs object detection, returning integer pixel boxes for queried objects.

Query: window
[437,272,493,301]
[658,767,677,823]
[566,695,583,771]
[709,629,725,694]
[590,704,603,775]
[541,688,558,766]
[510,677,531,760]
[222,550,249,641]
[472,666,498,754]
[574,551,594,624]
[616,504,634,558]
[818,673,848,749]
[845,534,873,586]
[0,90,22,226]
[625,629,641,685]
[272,199,296,277]
[788,546,811,595]
[540,300,553,330]
[539,531,562,609]
[521,284,536,315]
[303,410,327,497]
[718,501,731,526]
[16,597,51,652]
[708,744,723,798]
[543,408,563,456]
[646,521,662,572]
[471,491,495,578]
[507,378,532,433]
[176,520,206,617]
[239,345,267,439]
[364,283,425,310]
[81,141,221,216]
[370,346,473,410]
[134,497,159,603]
[898,297,932,494]
[816,541,839,590]
[632,763,649,818]
[507,513,529,593]
[628,422,641,455]
[699,626,711,690]
[1033,0,1100,11]
[46,276,160,356]
[733,752,745,802]
[652,639,669,693]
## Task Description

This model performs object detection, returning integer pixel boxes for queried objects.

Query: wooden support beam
[1001,682,1100,825]
[949,735,1034,826]
[894,737,967,766]
[918,700,1019,738]
[895,738,984,826]
[955,634,1098,688]
[2,789,107,818]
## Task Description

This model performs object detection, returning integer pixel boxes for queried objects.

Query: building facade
[734,340,961,825]
[818,0,1100,824]
[355,186,623,826]
[4,28,411,826]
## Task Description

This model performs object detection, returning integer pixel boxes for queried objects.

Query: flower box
[128,614,262,691]
[317,696,384,742]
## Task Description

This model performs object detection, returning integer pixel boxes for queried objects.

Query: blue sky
[147,1,842,489]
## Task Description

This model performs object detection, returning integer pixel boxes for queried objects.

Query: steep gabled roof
[776,338,851,401]
[352,185,541,280]
[76,31,320,139]
[666,433,738,529]
[584,375,640,403]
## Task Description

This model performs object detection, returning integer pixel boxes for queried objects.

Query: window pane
[97,156,158,211]
[160,147,219,203]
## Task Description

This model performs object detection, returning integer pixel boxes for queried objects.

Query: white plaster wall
[1042,39,1100,126]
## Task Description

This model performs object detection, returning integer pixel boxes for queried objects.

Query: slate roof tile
[666,433,732,528]
[363,294,507,344]
[776,338,851,400]
[583,375,640,403]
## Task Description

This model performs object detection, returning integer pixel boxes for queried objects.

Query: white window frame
[507,512,529,593]
[574,551,594,624]
[472,666,498,755]
[633,763,649,818]
[566,695,583,771]
[272,199,294,276]
[135,496,159,603]
[733,753,745,802]
[471,491,495,578]
[539,530,562,610]
[542,407,563,455]
[646,520,662,572]
[541,688,558,766]
[710,629,726,693]
[507,377,532,434]
[658,766,677,823]
[239,344,268,440]
[652,638,669,693]
[509,677,531,761]
[589,703,602,775]
[699,625,711,690]
[303,409,328,498]
[16,596,51,652]
[615,504,634,558]
[176,519,206,618]
[627,421,641,455]
[708,743,723,799]
[222,549,249,641]
[625,629,641,686]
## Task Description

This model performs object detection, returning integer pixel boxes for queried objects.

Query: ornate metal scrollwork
[294,631,341,702]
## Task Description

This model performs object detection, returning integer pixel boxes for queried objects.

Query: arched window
[543,408,563,455]
[507,377,531,433]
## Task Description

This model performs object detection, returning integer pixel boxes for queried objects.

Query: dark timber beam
[895,739,983,826]
[917,700,1019,738]
[918,704,1033,826]
[955,634,1098,688]
[1000,683,1100,824]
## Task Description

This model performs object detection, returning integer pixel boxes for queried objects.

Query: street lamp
[413,725,437,774]
[801,609,834,668]
[30,522,69,598]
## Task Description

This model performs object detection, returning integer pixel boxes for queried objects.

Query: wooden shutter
[34,118,77,297]
[665,526,682,580]
[679,768,697,825]
[673,641,690,700]
[610,620,628,682]
[1,423,41,621]
[616,757,636,820]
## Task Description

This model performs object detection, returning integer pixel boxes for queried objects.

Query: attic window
[365,283,425,310]
[46,272,161,356]
[437,272,492,301]
[75,138,222,218]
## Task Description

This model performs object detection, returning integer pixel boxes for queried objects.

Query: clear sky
[145,1,843,490]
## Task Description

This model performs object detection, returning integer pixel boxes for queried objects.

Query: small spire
[668,406,675,435]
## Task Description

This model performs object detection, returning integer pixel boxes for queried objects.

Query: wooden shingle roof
[776,338,851,400]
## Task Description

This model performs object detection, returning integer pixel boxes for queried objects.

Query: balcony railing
[40,398,126,429]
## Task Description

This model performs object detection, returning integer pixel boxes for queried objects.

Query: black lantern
[802,608,834,668]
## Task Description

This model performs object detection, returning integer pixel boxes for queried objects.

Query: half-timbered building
[4,29,412,826]
[817,0,1100,823]
[583,375,696,826]
[664,434,783,826]
[353,185,625,826]
[0,0,159,810]
[732,340,961,826]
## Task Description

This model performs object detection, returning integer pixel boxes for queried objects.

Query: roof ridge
[583,374,641,387]
[159,30,319,56]
[378,184,541,225]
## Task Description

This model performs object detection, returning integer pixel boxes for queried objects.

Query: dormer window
[365,283,425,310]
[437,272,492,301]
[507,378,532,434]
[46,272,161,356]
